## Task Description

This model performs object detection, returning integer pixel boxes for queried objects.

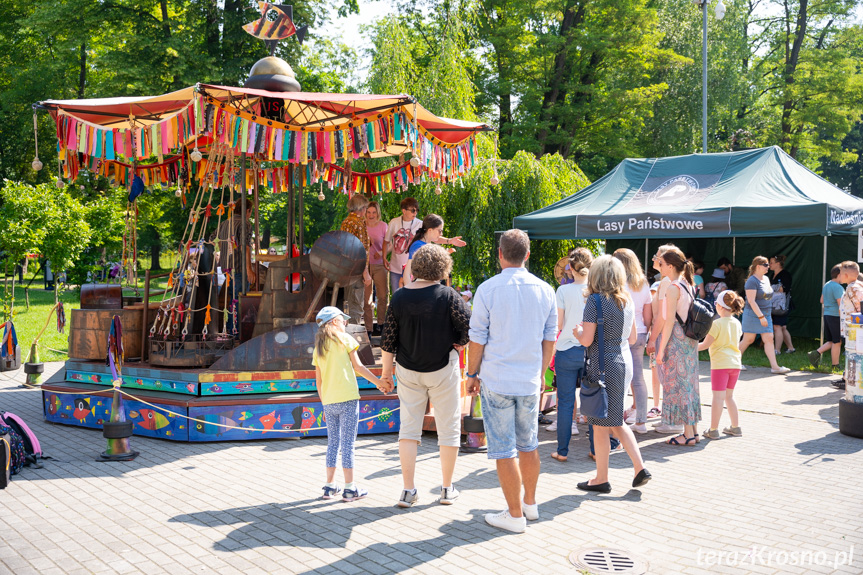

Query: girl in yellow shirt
[697,291,744,439]
[312,307,385,501]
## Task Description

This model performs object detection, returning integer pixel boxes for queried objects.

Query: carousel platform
[42,359,480,443]
[42,364,403,442]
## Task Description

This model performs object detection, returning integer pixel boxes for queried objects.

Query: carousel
[34,7,493,444]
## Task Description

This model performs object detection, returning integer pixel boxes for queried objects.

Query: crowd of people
[310,212,852,534]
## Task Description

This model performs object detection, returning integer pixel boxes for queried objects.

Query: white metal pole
[821,235,827,347]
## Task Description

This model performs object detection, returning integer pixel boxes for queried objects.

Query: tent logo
[646,175,700,205]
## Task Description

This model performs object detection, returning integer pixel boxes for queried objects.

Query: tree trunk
[78,42,87,98]
[780,0,808,154]
[150,238,162,271]
[205,0,220,61]
[536,1,584,155]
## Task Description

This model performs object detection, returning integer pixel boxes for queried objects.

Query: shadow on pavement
[794,431,863,457]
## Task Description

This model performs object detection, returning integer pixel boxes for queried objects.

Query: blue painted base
[42,371,401,442]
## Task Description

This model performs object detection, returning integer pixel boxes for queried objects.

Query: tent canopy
[513,146,863,239]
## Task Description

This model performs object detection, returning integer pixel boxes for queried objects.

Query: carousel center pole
[240,153,248,298]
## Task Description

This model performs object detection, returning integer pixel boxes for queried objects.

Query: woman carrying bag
[575,256,651,493]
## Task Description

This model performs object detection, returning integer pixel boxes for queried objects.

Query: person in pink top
[364,201,389,336]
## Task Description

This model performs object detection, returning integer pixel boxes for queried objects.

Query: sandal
[576,414,588,425]
[666,434,696,446]
[551,452,568,462]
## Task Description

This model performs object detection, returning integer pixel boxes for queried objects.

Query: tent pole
[644,239,649,275]
[821,235,827,347]
[732,237,736,265]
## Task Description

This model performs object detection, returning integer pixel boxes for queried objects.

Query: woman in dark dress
[575,255,651,492]
[770,254,794,354]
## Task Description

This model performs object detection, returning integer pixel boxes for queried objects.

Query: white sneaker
[545,420,558,432]
[771,366,791,374]
[630,423,648,434]
[654,424,684,434]
[570,423,579,435]
[440,486,459,505]
[484,510,526,533]
[397,489,418,508]
[522,501,539,521]
[740,365,747,371]
[624,412,636,425]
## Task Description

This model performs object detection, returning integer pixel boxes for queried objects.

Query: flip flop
[551,452,568,462]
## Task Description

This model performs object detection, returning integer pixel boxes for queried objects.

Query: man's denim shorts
[481,387,539,459]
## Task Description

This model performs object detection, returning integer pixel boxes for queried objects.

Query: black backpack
[675,282,715,341]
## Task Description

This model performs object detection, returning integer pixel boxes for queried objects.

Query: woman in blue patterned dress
[655,247,702,446]
[575,256,651,492]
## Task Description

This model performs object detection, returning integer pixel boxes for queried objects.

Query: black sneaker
[831,378,846,390]
[538,413,553,425]
[808,350,821,368]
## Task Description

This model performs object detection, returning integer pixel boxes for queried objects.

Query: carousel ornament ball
[175,188,182,197]
[31,157,43,171]
[410,157,420,168]
[435,184,442,195]
[55,179,65,189]
[190,148,203,163]
[317,191,325,201]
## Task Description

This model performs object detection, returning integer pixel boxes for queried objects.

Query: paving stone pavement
[0,362,861,575]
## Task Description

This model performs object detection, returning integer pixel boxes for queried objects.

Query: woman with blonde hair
[738,256,790,374]
[549,247,593,461]
[613,248,653,434]
[575,255,650,491]
[655,247,702,445]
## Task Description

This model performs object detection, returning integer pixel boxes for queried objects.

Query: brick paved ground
[1,362,861,575]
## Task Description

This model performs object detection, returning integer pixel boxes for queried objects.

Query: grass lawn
[699,336,843,375]
[2,286,79,363]
[2,273,171,364]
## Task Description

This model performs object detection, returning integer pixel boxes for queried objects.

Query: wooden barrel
[68,309,143,360]
[80,284,124,309]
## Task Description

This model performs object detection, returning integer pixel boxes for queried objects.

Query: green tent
[513,146,863,337]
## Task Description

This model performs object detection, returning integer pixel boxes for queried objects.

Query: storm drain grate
[568,547,648,574]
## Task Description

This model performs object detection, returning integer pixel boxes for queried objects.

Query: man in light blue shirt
[466,229,556,533]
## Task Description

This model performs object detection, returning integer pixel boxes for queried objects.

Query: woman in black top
[380,244,471,507]
[770,254,795,354]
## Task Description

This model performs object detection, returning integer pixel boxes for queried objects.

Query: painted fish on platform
[388,420,395,429]
[239,412,253,421]
[72,398,95,422]
[47,394,61,415]
[129,411,139,419]
[233,383,253,392]
[288,381,300,389]
[377,407,392,422]
[135,379,143,385]
[210,385,223,394]
[90,375,100,383]
[259,411,281,433]
[290,406,315,431]
[366,420,375,431]
[186,384,196,394]
[361,404,371,413]
[135,409,170,431]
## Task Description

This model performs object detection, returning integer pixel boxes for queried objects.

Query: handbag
[579,293,609,420]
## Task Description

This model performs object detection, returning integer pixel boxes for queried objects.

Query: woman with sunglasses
[738,256,790,374]
[383,197,423,294]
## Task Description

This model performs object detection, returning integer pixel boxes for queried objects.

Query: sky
[313,0,391,74]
